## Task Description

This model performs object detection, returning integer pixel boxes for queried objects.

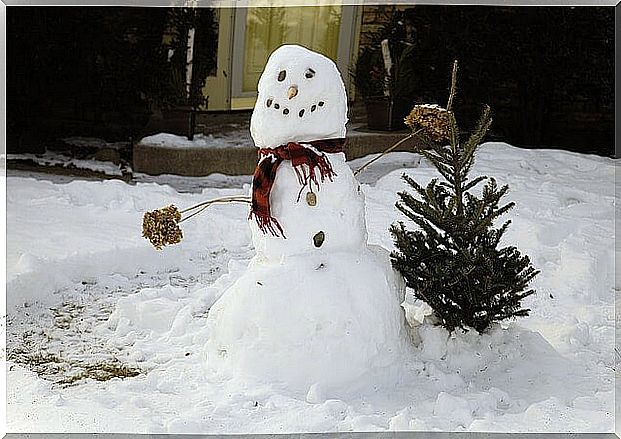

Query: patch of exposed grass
[9,348,141,387]
[57,360,141,386]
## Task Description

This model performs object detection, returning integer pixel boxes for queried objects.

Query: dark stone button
[313,231,325,248]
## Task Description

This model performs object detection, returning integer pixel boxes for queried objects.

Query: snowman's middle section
[251,152,367,261]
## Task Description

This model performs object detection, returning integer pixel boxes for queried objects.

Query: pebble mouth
[298,101,325,118]
[266,100,325,119]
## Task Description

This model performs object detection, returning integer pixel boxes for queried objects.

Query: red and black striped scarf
[250,137,347,238]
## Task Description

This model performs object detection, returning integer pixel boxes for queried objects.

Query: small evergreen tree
[390,61,539,333]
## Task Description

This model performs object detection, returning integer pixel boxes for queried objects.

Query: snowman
[206,45,411,395]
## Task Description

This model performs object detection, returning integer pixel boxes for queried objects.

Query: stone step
[134,126,422,177]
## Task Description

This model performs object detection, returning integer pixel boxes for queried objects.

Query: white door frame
[202,8,236,111]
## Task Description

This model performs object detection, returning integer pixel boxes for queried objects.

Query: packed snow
[6,142,616,433]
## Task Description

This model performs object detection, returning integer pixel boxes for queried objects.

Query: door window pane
[243,5,342,93]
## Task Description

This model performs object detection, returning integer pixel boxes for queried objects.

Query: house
[6,4,614,158]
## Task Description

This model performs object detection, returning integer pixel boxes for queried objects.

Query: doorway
[203,4,359,111]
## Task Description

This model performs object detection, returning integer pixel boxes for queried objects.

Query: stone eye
[278,70,286,82]
[305,68,316,79]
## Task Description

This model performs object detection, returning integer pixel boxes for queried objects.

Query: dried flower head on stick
[404,104,452,143]
[142,196,251,250]
[142,204,183,250]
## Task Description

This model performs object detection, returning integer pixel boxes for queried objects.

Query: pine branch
[469,202,515,237]
[402,174,427,197]
[447,111,460,157]
[463,175,488,192]
[464,104,492,154]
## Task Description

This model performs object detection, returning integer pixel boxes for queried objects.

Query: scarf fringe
[292,152,337,193]
[250,211,286,238]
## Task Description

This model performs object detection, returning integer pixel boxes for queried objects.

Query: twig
[180,204,211,223]
[178,196,251,223]
[353,129,422,176]
[179,195,251,214]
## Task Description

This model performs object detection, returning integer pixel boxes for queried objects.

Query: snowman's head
[250,45,348,148]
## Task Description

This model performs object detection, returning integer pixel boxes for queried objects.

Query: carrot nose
[287,85,298,99]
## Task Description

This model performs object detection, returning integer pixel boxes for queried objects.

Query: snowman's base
[205,246,411,394]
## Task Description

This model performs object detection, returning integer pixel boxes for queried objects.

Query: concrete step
[134,125,422,177]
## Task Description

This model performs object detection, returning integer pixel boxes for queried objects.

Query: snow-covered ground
[6,143,616,433]
[7,151,127,176]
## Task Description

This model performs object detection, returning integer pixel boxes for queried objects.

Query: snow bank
[6,177,252,311]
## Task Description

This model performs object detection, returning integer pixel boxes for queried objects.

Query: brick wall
[359,5,410,47]
[359,6,391,47]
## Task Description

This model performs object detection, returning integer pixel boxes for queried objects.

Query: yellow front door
[242,6,342,93]
[232,4,344,109]
[203,4,359,111]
